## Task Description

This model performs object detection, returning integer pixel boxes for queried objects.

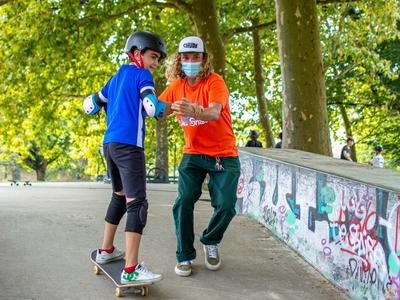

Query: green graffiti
[321,205,333,214]
[289,227,298,235]
[256,170,264,181]
[388,252,400,276]
[286,210,299,234]
[287,210,296,225]
[318,186,335,215]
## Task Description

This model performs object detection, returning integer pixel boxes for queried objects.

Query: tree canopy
[0,0,399,180]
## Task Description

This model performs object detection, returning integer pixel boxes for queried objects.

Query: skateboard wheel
[93,266,100,275]
[115,287,122,297]
[141,286,149,296]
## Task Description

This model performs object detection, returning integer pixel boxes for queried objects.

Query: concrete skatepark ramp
[237,148,400,300]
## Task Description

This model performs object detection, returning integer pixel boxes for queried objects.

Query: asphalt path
[0,182,350,300]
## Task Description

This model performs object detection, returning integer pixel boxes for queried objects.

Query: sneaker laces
[207,245,218,258]
[136,262,153,275]
[179,261,191,266]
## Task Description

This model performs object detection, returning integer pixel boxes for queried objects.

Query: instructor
[160,36,240,277]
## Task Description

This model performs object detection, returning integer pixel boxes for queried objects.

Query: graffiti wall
[236,152,400,300]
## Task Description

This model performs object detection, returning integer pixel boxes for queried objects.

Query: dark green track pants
[173,154,241,262]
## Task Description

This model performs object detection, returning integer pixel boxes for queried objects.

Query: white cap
[178,36,206,53]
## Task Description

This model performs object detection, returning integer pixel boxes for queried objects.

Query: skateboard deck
[90,250,155,297]
[8,180,31,186]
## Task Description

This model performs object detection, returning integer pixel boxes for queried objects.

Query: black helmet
[249,130,259,138]
[124,31,167,59]
[374,145,383,152]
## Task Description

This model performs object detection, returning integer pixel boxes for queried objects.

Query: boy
[83,31,167,284]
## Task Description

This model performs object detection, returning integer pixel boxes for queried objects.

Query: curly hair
[164,52,213,83]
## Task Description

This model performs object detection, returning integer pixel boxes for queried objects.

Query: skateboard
[8,180,31,186]
[90,250,155,297]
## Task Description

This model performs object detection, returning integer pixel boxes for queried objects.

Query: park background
[0,0,399,182]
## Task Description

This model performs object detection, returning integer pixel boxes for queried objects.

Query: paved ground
[0,182,351,300]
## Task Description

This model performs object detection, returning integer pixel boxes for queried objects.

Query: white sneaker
[95,247,124,264]
[121,262,162,284]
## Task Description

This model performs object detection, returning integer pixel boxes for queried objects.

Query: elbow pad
[141,88,165,118]
[83,93,106,115]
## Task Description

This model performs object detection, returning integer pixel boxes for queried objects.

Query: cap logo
[183,42,198,49]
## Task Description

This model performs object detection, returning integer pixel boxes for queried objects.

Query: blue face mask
[182,62,202,78]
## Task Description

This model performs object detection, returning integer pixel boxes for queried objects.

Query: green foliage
[0,0,399,181]
[319,0,400,166]
[220,0,282,144]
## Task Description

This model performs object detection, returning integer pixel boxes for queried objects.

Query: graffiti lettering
[349,258,377,285]
[263,205,278,227]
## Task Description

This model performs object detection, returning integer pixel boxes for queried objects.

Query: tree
[163,0,278,147]
[320,1,400,164]
[1,0,399,179]
[275,0,332,155]
[252,17,275,147]
[161,0,226,76]
[23,141,60,181]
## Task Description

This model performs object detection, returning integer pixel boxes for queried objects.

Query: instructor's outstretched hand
[171,98,196,117]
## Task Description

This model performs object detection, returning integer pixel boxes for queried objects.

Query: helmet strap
[128,50,144,68]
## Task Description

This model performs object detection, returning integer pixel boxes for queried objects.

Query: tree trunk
[252,19,275,148]
[338,104,357,161]
[275,0,332,155]
[11,160,21,181]
[189,0,225,76]
[155,77,169,182]
[36,160,47,181]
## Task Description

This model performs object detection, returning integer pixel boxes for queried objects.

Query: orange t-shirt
[159,72,238,157]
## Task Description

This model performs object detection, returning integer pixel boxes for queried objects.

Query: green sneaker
[121,262,162,284]
[174,261,192,277]
[203,244,221,270]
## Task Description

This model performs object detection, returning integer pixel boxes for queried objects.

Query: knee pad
[125,198,148,234]
[105,193,126,225]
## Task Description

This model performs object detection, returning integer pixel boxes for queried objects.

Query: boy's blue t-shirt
[99,65,155,148]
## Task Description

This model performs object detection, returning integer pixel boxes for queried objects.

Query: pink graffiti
[237,175,244,195]
[321,239,331,256]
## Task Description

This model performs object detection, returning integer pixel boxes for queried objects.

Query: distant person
[369,145,384,168]
[275,132,282,148]
[246,130,263,148]
[340,137,354,161]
